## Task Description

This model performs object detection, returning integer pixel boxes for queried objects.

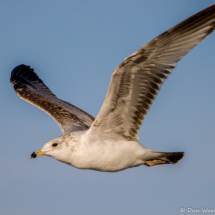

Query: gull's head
[30,135,70,161]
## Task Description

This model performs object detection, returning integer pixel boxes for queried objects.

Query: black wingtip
[10,64,43,86]
[11,64,31,78]
[10,64,30,86]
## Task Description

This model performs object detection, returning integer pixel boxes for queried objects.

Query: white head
[30,135,72,164]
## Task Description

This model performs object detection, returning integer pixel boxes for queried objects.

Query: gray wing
[10,64,95,134]
[88,4,215,141]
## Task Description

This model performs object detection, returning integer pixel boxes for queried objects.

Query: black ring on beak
[31,152,37,159]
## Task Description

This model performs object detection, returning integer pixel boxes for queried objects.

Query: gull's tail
[144,151,184,167]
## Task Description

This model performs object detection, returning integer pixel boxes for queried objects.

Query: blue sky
[1,1,215,215]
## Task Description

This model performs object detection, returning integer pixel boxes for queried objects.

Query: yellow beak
[30,150,47,159]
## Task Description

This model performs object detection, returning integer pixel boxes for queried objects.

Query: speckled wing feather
[10,65,94,134]
[89,5,215,141]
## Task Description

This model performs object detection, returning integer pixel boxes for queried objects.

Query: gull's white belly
[67,140,147,172]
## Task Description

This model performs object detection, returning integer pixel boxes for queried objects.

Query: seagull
[10,5,215,172]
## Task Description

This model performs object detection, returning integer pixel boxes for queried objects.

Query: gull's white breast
[63,132,148,172]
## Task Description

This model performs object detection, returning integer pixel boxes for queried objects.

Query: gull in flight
[10,5,215,172]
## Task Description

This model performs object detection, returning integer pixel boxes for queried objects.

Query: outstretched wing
[88,5,215,141]
[10,64,95,134]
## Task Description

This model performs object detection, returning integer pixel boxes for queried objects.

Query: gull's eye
[52,143,58,147]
